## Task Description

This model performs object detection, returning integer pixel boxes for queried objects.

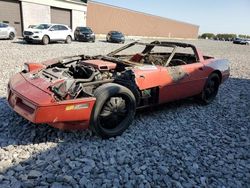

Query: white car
[23,23,74,45]
[0,23,16,40]
[240,39,250,45]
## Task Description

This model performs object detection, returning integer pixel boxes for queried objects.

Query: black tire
[92,37,95,43]
[42,35,49,45]
[9,32,15,40]
[65,36,72,44]
[198,73,220,105]
[90,83,136,138]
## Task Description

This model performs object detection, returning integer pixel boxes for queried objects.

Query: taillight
[23,63,45,73]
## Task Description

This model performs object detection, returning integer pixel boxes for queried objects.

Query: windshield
[35,24,51,30]
[79,27,92,32]
[111,32,123,36]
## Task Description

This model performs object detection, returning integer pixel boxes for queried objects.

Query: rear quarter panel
[203,59,230,83]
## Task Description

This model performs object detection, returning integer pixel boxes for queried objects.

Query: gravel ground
[0,38,249,188]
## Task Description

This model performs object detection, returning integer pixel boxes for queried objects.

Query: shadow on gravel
[11,40,71,45]
[0,77,249,187]
[0,97,195,148]
[11,40,28,45]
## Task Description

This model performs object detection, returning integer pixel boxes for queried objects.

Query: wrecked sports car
[7,41,230,138]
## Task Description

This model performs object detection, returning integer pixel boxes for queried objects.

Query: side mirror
[50,28,55,31]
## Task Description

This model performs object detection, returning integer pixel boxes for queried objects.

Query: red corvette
[7,41,230,138]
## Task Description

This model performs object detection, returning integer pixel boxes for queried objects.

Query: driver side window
[50,25,60,31]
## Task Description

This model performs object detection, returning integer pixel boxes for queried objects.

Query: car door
[159,62,206,103]
[158,46,207,103]
[48,25,60,41]
[58,25,69,40]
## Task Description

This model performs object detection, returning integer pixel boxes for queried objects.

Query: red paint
[81,59,117,71]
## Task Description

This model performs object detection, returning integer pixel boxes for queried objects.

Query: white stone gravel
[0,38,249,187]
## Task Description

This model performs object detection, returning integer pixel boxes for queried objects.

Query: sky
[92,0,250,35]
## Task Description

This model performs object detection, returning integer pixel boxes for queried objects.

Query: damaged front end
[34,57,134,101]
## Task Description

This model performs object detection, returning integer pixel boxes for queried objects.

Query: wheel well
[211,70,222,84]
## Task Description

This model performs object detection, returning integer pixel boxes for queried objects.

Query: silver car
[0,23,16,40]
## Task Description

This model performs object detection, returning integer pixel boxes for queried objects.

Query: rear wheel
[90,83,136,138]
[198,73,220,105]
[9,32,15,40]
[65,36,72,44]
[42,35,49,45]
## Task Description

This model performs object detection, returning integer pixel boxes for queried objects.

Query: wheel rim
[9,33,14,40]
[204,78,218,101]
[43,37,48,44]
[99,96,129,130]
[67,36,71,43]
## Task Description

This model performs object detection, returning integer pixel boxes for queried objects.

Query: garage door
[51,7,72,28]
[0,0,22,36]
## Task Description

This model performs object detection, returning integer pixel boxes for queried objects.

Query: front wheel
[198,73,220,105]
[90,83,136,138]
[42,35,49,45]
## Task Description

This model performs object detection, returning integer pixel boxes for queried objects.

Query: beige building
[87,1,199,39]
[0,0,199,38]
[0,0,87,36]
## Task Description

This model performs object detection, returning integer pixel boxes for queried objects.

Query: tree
[200,33,215,39]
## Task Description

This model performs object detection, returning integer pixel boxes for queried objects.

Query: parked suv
[74,27,95,42]
[0,23,16,40]
[106,31,125,43]
[23,23,74,45]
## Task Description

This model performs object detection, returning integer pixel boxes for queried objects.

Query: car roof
[38,23,69,27]
[77,26,91,29]
[110,31,122,33]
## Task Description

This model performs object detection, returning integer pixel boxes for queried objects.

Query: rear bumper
[109,38,125,43]
[7,73,96,129]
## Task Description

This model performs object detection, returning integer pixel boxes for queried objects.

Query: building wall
[21,2,50,29]
[72,10,86,30]
[87,1,199,39]
[20,0,87,30]
[20,0,87,11]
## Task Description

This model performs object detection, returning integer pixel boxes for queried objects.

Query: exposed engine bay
[37,56,135,101]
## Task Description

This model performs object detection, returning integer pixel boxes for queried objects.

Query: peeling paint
[167,66,188,82]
